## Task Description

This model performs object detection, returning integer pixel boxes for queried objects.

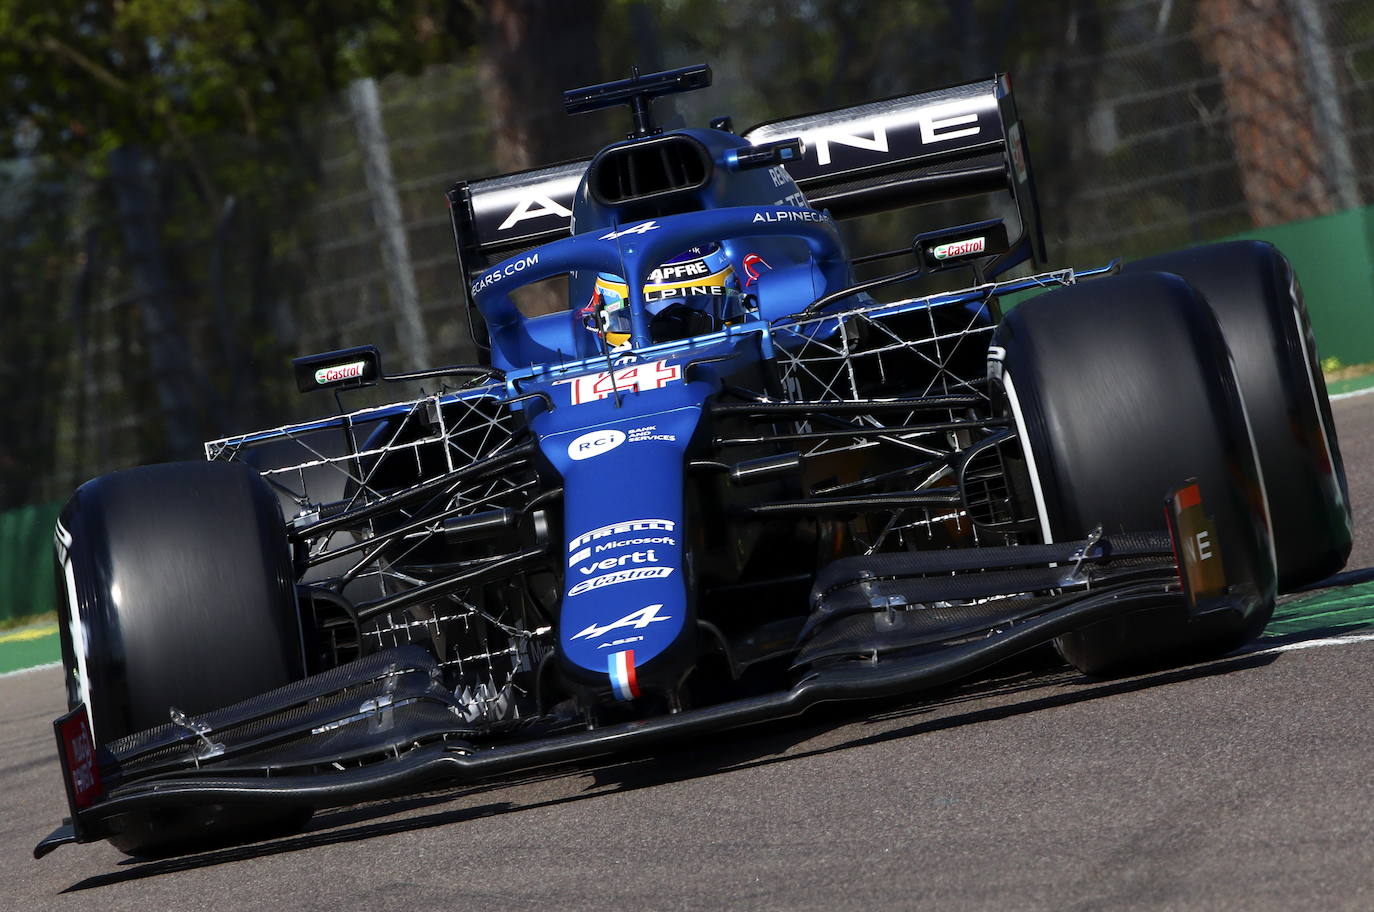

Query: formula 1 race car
[38,65,1350,858]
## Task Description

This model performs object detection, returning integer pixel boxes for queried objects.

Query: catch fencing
[1,0,1371,514]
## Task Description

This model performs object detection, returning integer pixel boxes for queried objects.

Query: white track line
[1244,630,1374,656]
[1330,385,1374,402]
[0,661,61,679]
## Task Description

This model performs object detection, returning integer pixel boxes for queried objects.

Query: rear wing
[742,74,1045,268]
[446,74,1045,314]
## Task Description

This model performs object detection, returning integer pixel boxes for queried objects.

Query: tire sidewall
[994,273,1276,673]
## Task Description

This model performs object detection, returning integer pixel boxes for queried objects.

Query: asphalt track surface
[8,394,1374,911]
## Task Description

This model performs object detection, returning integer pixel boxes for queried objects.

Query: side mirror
[293,346,382,393]
[913,219,1009,273]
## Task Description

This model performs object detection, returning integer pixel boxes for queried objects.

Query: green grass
[1327,371,1374,397]
[0,610,56,632]
[0,627,59,674]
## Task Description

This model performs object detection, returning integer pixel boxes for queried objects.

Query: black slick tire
[54,460,310,856]
[993,272,1277,676]
[1125,241,1351,590]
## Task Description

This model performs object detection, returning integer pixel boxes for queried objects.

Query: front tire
[55,460,310,855]
[994,272,1276,675]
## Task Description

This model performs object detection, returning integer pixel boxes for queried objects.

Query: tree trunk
[477,0,610,318]
[477,0,607,171]
[108,145,204,458]
[1195,0,1341,226]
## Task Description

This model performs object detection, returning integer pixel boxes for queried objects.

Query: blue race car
[39,65,1350,858]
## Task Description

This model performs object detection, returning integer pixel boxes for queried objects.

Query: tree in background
[0,0,474,504]
[1,0,1367,512]
[478,0,611,170]
[1196,0,1360,226]
[475,0,614,316]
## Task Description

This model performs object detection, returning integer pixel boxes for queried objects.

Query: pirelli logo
[569,519,676,552]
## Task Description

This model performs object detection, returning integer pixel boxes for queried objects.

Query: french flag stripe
[608,650,640,701]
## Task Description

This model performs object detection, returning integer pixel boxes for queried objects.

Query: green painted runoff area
[0,625,59,675]
[1265,580,1374,639]
[1327,373,1374,398]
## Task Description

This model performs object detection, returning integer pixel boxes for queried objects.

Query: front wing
[36,530,1219,858]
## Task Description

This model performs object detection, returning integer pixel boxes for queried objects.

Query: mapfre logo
[314,361,366,384]
[567,429,625,461]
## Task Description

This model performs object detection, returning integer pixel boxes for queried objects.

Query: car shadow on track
[1291,566,1374,591]
[61,648,1284,894]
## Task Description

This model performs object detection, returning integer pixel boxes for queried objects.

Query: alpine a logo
[600,220,660,240]
[314,361,366,385]
[571,604,671,642]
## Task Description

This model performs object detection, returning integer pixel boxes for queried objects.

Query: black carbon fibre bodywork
[38,540,1196,858]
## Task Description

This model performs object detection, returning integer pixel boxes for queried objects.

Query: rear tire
[54,461,311,856]
[1125,241,1351,590]
[994,273,1277,676]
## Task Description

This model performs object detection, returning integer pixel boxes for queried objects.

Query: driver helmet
[580,243,754,349]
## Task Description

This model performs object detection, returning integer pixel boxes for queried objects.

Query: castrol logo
[314,361,367,384]
[932,237,986,260]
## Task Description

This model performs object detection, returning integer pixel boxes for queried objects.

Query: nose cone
[538,401,704,699]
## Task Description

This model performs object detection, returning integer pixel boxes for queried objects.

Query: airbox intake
[588,135,712,207]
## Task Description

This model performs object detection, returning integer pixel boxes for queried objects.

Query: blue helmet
[581,243,755,348]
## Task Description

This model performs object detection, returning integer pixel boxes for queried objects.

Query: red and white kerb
[607,649,641,701]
